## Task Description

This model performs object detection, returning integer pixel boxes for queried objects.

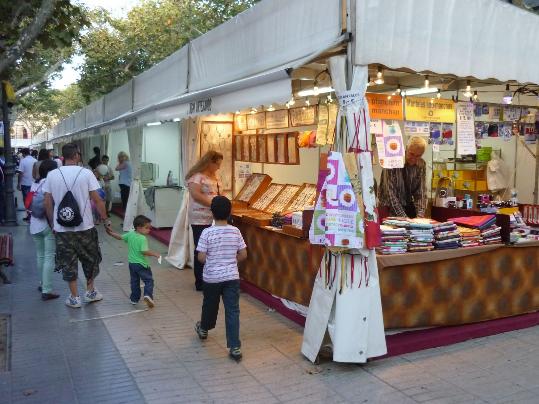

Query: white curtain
[166,118,199,268]
[123,126,148,232]
[301,56,387,364]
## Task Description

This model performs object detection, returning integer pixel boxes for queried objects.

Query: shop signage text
[405,97,455,123]
[366,94,403,120]
[190,98,212,114]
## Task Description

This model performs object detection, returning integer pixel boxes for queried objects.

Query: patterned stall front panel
[236,221,539,329]
[236,222,323,306]
[380,245,539,328]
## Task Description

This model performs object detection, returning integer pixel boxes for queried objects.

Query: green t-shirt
[122,230,149,267]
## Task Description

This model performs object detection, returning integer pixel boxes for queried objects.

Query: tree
[0,1,88,92]
[77,0,258,102]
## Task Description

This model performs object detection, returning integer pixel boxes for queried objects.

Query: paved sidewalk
[1,216,539,403]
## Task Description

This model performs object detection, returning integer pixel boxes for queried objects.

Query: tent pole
[534,134,539,204]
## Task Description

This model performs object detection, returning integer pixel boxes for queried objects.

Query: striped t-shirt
[196,225,247,283]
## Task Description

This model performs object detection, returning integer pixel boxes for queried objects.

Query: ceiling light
[288,97,295,106]
[235,110,240,115]
[375,67,384,85]
[503,84,513,104]
[146,122,162,126]
[463,80,473,98]
[172,117,181,122]
[424,75,430,89]
[437,89,441,99]
[387,95,392,100]
[267,104,275,112]
[297,86,334,97]
[473,91,478,102]
[396,84,401,94]
[327,94,333,102]
[401,87,439,96]
[313,86,320,96]
[306,99,310,106]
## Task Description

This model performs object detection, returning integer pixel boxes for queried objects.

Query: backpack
[56,168,85,227]
[27,182,46,219]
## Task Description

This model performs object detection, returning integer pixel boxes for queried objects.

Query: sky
[50,0,141,90]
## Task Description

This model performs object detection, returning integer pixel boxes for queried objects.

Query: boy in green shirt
[106,215,160,307]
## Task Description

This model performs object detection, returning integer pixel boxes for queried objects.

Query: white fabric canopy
[85,98,104,127]
[188,0,342,91]
[133,47,188,111]
[105,81,133,122]
[355,0,539,84]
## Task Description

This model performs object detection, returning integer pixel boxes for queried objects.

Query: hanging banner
[379,121,405,169]
[456,102,476,155]
[405,97,455,123]
[316,104,329,145]
[404,121,430,137]
[366,93,403,120]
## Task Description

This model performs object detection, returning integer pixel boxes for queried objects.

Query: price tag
[433,143,440,153]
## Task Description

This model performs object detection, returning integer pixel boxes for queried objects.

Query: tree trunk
[0,0,59,78]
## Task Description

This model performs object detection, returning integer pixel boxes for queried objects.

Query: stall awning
[355,0,539,84]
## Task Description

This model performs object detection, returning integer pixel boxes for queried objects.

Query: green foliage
[0,0,88,85]
[78,0,258,102]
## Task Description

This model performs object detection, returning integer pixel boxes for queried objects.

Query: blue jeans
[129,263,154,302]
[31,227,56,294]
[201,280,240,348]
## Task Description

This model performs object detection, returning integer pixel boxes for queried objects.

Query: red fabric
[452,215,496,229]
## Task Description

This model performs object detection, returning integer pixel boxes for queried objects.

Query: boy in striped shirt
[195,196,247,361]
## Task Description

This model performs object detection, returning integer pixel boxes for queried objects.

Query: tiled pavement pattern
[1,215,539,403]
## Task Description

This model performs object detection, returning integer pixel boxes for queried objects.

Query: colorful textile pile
[407,220,434,252]
[452,215,502,245]
[433,222,462,250]
[452,215,497,231]
[481,225,502,245]
[457,226,482,248]
[378,225,408,255]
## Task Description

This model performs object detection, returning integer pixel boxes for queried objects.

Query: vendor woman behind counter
[186,150,223,291]
[378,136,427,219]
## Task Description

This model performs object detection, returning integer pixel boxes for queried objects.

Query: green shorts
[55,227,102,282]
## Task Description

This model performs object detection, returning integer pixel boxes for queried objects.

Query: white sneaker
[65,295,82,308]
[143,295,154,308]
[84,289,103,303]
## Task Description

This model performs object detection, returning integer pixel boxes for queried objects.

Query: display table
[235,217,539,330]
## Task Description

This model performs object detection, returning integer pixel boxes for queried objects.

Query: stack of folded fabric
[407,220,435,252]
[433,221,462,250]
[378,225,408,255]
[452,215,502,245]
[481,225,502,244]
[457,226,482,247]
[383,217,410,228]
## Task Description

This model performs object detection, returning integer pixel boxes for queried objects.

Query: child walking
[195,196,247,361]
[106,215,160,308]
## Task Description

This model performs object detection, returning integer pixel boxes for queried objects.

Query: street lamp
[2,81,18,226]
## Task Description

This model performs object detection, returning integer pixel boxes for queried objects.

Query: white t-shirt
[43,165,100,232]
[18,156,37,187]
[29,179,48,235]
[196,225,247,283]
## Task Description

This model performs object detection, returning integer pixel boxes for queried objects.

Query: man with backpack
[44,143,110,308]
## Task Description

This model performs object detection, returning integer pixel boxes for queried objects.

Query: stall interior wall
[375,127,535,205]
[142,122,181,186]
[107,129,129,202]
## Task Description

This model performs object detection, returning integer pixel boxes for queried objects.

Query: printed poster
[404,121,430,137]
[405,97,455,123]
[376,121,404,169]
[456,102,476,155]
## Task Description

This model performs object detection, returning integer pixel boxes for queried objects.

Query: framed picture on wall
[276,133,287,163]
[257,135,267,163]
[235,115,247,132]
[242,135,250,162]
[200,121,233,192]
[247,112,266,130]
[234,135,243,161]
[266,110,289,129]
[290,106,317,126]
[267,134,277,163]
[287,133,299,164]
[249,135,258,162]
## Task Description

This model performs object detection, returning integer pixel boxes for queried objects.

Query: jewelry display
[252,184,285,211]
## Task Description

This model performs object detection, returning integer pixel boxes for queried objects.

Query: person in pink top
[185,150,223,291]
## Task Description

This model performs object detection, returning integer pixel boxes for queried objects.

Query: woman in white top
[185,150,223,291]
[115,151,132,211]
[30,159,60,300]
